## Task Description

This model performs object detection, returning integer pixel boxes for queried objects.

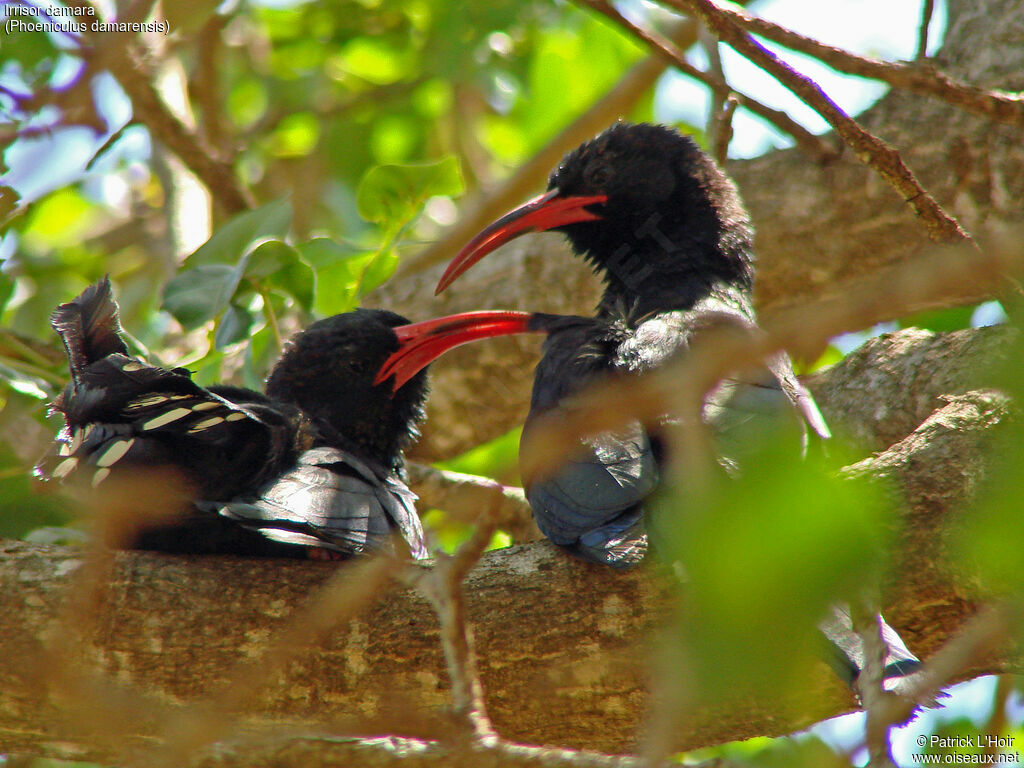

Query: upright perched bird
[35,278,544,559]
[435,122,921,689]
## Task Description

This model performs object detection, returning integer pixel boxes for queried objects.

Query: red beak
[375,311,541,393]
[435,188,607,294]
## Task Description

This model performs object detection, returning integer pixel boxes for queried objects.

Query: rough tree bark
[2,327,1016,764]
[367,0,1024,461]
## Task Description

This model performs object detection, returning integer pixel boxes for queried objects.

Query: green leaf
[336,37,411,85]
[0,23,57,71]
[242,325,279,389]
[246,239,297,278]
[0,431,72,540]
[296,238,355,269]
[278,259,315,311]
[21,188,99,249]
[227,77,269,129]
[271,112,321,158]
[437,426,522,481]
[356,157,463,227]
[214,303,256,348]
[185,199,292,268]
[654,437,890,697]
[297,238,364,315]
[0,274,16,315]
[162,264,242,330]
[246,240,315,311]
[355,247,399,298]
[900,305,976,333]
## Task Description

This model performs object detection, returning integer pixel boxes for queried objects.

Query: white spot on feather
[142,408,192,430]
[188,416,224,433]
[53,457,78,478]
[96,439,134,467]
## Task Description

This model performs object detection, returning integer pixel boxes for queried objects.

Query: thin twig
[667,0,972,246]
[700,25,727,135]
[878,605,1013,727]
[574,0,837,163]
[192,13,231,153]
[916,0,936,61]
[409,486,505,743]
[710,96,738,166]
[675,0,1024,130]
[406,462,541,542]
[850,605,897,768]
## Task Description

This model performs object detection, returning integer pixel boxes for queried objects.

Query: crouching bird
[435,122,923,694]
[34,277,544,559]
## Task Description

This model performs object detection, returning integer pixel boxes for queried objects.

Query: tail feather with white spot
[36,281,303,510]
[50,275,128,385]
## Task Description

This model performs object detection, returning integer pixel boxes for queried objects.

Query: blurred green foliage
[653,432,892,699]
[0,1,1020,763]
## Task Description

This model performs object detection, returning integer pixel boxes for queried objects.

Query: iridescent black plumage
[439,122,920,692]
[218,309,431,559]
[35,279,427,559]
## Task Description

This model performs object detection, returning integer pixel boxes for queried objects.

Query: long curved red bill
[435,188,606,294]
[375,311,540,393]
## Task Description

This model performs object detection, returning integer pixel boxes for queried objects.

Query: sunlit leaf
[337,37,411,84]
[162,264,241,330]
[356,157,463,227]
[214,302,256,348]
[185,199,292,268]
[354,247,398,298]
[412,79,454,118]
[437,426,522,482]
[22,188,99,250]
[271,112,321,157]
[295,237,355,268]
[369,115,419,164]
[227,78,269,129]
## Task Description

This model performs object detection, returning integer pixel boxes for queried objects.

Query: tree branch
[697,0,1024,130]
[3,325,1017,764]
[406,464,541,542]
[572,0,837,163]
[372,0,1024,462]
[668,0,973,245]
[60,0,254,215]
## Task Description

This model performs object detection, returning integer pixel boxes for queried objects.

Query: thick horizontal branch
[3,326,1017,764]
